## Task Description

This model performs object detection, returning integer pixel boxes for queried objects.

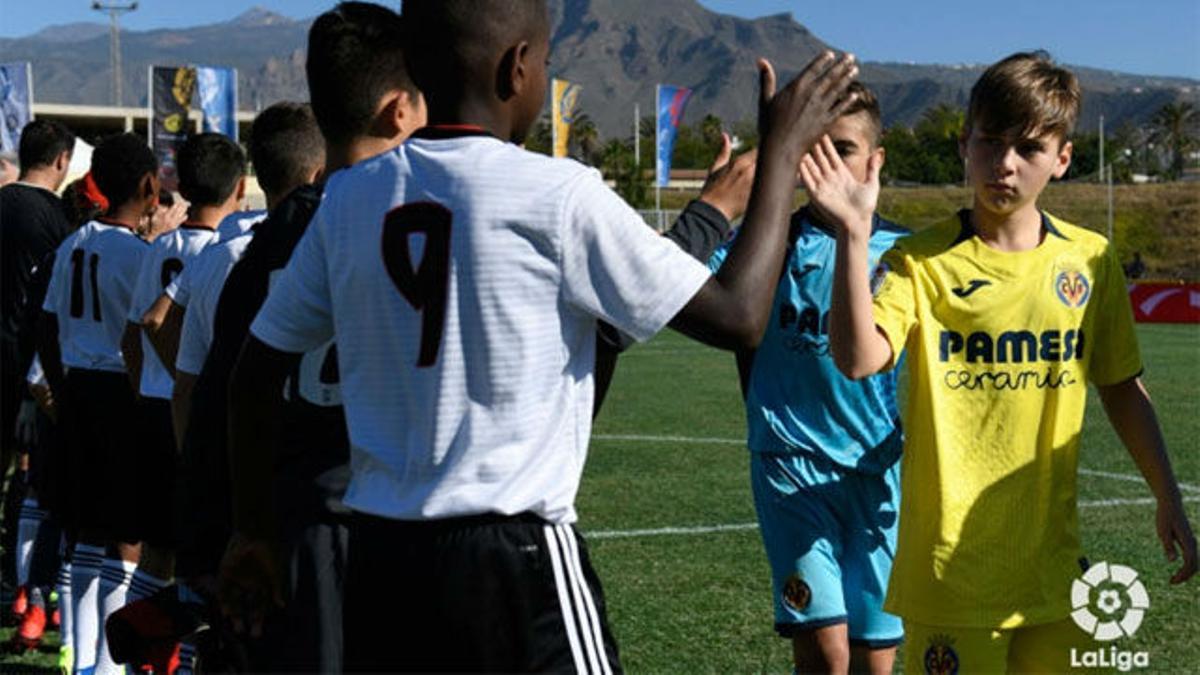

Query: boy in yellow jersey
[801,51,1197,672]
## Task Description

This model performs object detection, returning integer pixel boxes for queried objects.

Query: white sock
[16,498,46,589]
[57,560,74,650]
[71,543,105,673]
[94,558,137,675]
[176,641,197,675]
[129,568,169,603]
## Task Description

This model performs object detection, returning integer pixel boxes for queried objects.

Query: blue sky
[2,0,1197,79]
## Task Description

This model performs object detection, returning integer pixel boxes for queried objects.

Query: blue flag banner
[655,84,693,187]
[196,66,237,140]
[0,62,33,154]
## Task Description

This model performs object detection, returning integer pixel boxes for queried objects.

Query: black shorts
[344,511,622,674]
[134,396,177,546]
[247,520,349,673]
[60,368,137,540]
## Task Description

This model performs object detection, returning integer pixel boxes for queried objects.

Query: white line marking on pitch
[1079,468,1200,493]
[593,433,743,445]
[591,433,1200,493]
[587,497,1200,540]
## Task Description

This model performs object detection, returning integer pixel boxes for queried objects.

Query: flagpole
[654,85,661,213]
[232,67,239,142]
[147,65,153,149]
[633,102,639,167]
[26,62,35,121]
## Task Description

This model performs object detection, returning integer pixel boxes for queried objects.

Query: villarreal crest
[1055,269,1091,309]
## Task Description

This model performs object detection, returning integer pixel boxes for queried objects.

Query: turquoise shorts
[750,451,903,646]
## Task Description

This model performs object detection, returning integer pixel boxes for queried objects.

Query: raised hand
[699,133,757,222]
[799,135,881,239]
[758,52,859,164]
[142,196,188,241]
[218,532,285,637]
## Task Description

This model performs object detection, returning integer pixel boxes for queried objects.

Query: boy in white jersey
[111,134,247,633]
[37,133,161,674]
[172,102,325,449]
[814,52,1196,672]
[221,0,860,670]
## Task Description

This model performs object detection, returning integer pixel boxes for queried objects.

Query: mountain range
[2,0,1195,138]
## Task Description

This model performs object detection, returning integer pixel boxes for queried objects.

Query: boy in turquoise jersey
[710,82,907,674]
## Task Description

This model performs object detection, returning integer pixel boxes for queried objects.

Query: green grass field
[582,323,1199,672]
[3,324,1197,672]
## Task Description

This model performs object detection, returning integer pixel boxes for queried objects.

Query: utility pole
[1098,115,1105,184]
[633,102,640,167]
[93,2,138,107]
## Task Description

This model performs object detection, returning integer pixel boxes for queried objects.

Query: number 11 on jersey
[381,202,452,367]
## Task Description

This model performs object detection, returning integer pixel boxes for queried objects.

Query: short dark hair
[176,133,246,206]
[967,51,1081,143]
[90,133,157,209]
[839,82,882,147]
[402,0,549,106]
[18,119,75,170]
[248,102,324,199]
[306,2,419,145]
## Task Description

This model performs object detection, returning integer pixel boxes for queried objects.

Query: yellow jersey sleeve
[1087,244,1143,386]
[871,246,916,371]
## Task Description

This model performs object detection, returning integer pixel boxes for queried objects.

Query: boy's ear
[1052,140,1073,179]
[498,40,531,102]
[375,89,423,140]
[235,175,247,202]
[874,146,886,170]
[139,172,161,212]
[55,150,72,173]
[140,172,158,200]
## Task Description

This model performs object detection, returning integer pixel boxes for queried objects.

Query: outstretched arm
[593,137,756,417]
[220,336,301,633]
[801,135,893,378]
[1098,376,1196,584]
[670,53,860,351]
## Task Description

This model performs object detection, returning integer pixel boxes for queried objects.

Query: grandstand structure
[30,102,256,144]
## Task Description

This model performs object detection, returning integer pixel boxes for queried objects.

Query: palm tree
[700,114,724,148]
[916,103,965,141]
[570,112,600,165]
[1149,102,1198,179]
[639,115,656,139]
[525,114,552,155]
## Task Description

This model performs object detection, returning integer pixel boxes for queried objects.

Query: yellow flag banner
[551,78,581,158]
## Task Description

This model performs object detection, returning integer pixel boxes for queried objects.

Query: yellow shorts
[905,618,1101,674]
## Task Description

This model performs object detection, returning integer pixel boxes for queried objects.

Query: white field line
[591,433,1200,493]
[1079,468,1200,494]
[586,497,1200,541]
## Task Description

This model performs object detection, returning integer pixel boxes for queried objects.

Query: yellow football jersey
[873,210,1142,629]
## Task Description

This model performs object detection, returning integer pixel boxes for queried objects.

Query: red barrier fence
[1128,282,1200,323]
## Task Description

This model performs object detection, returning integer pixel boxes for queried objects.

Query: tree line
[524,102,1198,208]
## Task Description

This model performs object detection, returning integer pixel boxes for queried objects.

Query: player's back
[215,209,266,243]
[129,225,218,397]
[256,127,709,522]
[175,232,253,376]
[47,219,147,372]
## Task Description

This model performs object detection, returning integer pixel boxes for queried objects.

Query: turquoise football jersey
[708,208,909,474]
